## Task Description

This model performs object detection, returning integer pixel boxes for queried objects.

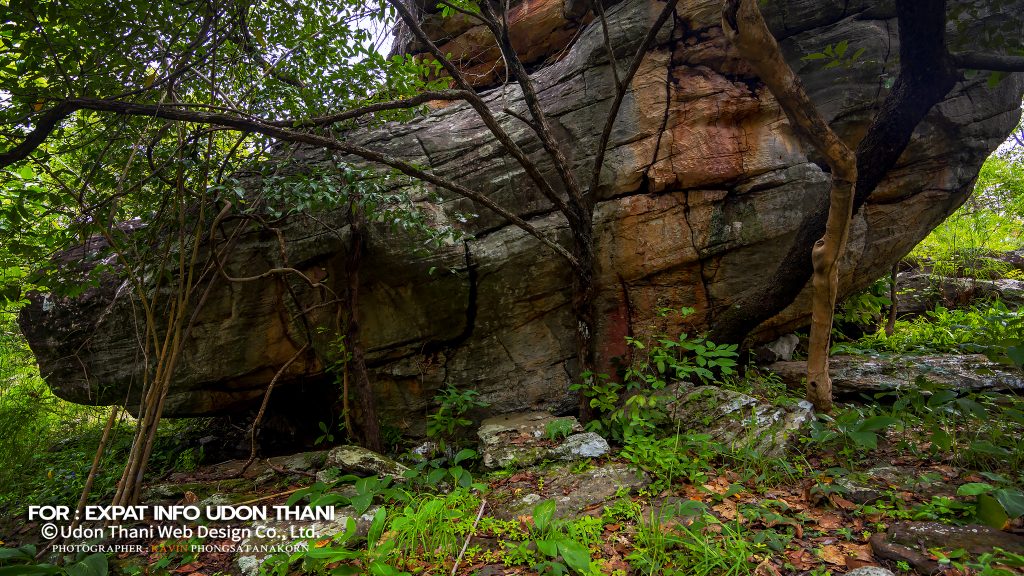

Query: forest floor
[4,370,1021,576]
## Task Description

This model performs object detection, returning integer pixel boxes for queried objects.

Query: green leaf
[957,482,995,497]
[536,538,558,557]
[0,546,35,562]
[68,553,108,576]
[857,415,900,432]
[846,430,877,449]
[0,566,61,575]
[1005,345,1024,367]
[533,499,557,533]
[929,426,952,451]
[368,506,387,546]
[557,539,591,572]
[350,492,373,515]
[927,389,957,407]
[993,488,1024,518]
[970,440,1011,456]
[368,560,403,576]
[452,448,476,465]
[976,493,1010,529]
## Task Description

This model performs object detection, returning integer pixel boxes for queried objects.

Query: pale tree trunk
[723,0,857,412]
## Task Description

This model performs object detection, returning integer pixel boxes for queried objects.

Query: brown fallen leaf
[712,500,738,521]
[828,493,857,510]
[819,544,847,565]
[786,549,815,571]
[754,557,783,576]
[814,513,844,530]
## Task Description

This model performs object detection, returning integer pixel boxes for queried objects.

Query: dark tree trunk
[571,215,598,423]
[345,203,383,452]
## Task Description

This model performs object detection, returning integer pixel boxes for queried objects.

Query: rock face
[18,0,1024,425]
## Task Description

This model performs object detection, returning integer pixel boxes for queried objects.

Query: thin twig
[451,499,487,575]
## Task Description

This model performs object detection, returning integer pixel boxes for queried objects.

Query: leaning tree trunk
[724,0,857,412]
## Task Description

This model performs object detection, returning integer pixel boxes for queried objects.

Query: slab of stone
[665,386,814,457]
[491,461,648,520]
[889,521,1024,555]
[768,354,1024,394]
[477,412,609,469]
[320,445,408,479]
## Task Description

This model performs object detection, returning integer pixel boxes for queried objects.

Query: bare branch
[479,1,586,208]
[0,101,77,167]
[385,0,572,216]
[11,97,581,269]
[589,0,622,90]
[589,0,679,195]
[952,51,1024,72]
[267,89,474,128]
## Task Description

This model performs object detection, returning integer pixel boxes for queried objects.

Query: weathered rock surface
[768,354,1024,395]
[319,445,408,479]
[666,385,814,456]
[19,0,1024,423]
[489,461,649,520]
[896,272,1024,318]
[844,568,896,576]
[871,521,1024,575]
[477,411,609,468]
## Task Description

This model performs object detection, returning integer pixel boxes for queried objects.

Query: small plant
[314,420,335,446]
[0,545,108,575]
[572,307,739,442]
[426,384,489,447]
[544,418,575,441]
[955,481,1024,529]
[527,499,592,575]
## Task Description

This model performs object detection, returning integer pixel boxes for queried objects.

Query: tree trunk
[345,202,383,452]
[571,216,598,423]
[723,0,857,412]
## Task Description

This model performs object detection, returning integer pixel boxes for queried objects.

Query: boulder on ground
[17,0,1024,427]
[320,445,408,479]
[666,386,814,457]
[477,411,609,469]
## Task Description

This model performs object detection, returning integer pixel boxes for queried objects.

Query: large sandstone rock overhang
[19,0,1024,430]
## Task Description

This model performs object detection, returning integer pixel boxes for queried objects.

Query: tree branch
[0,101,77,167]
[10,97,581,269]
[479,1,586,209]
[385,0,572,216]
[951,51,1024,72]
[267,89,474,128]
[589,0,679,196]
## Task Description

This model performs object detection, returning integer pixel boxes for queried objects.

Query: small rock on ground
[321,445,408,479]
[478,412,609,469]
[845,568,896,576]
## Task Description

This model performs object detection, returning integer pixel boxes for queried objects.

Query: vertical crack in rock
[681,190,714,326]
[425,238,478,354]
[644,15,680,184]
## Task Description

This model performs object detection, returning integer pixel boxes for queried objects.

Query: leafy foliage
[572,307,738,441]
